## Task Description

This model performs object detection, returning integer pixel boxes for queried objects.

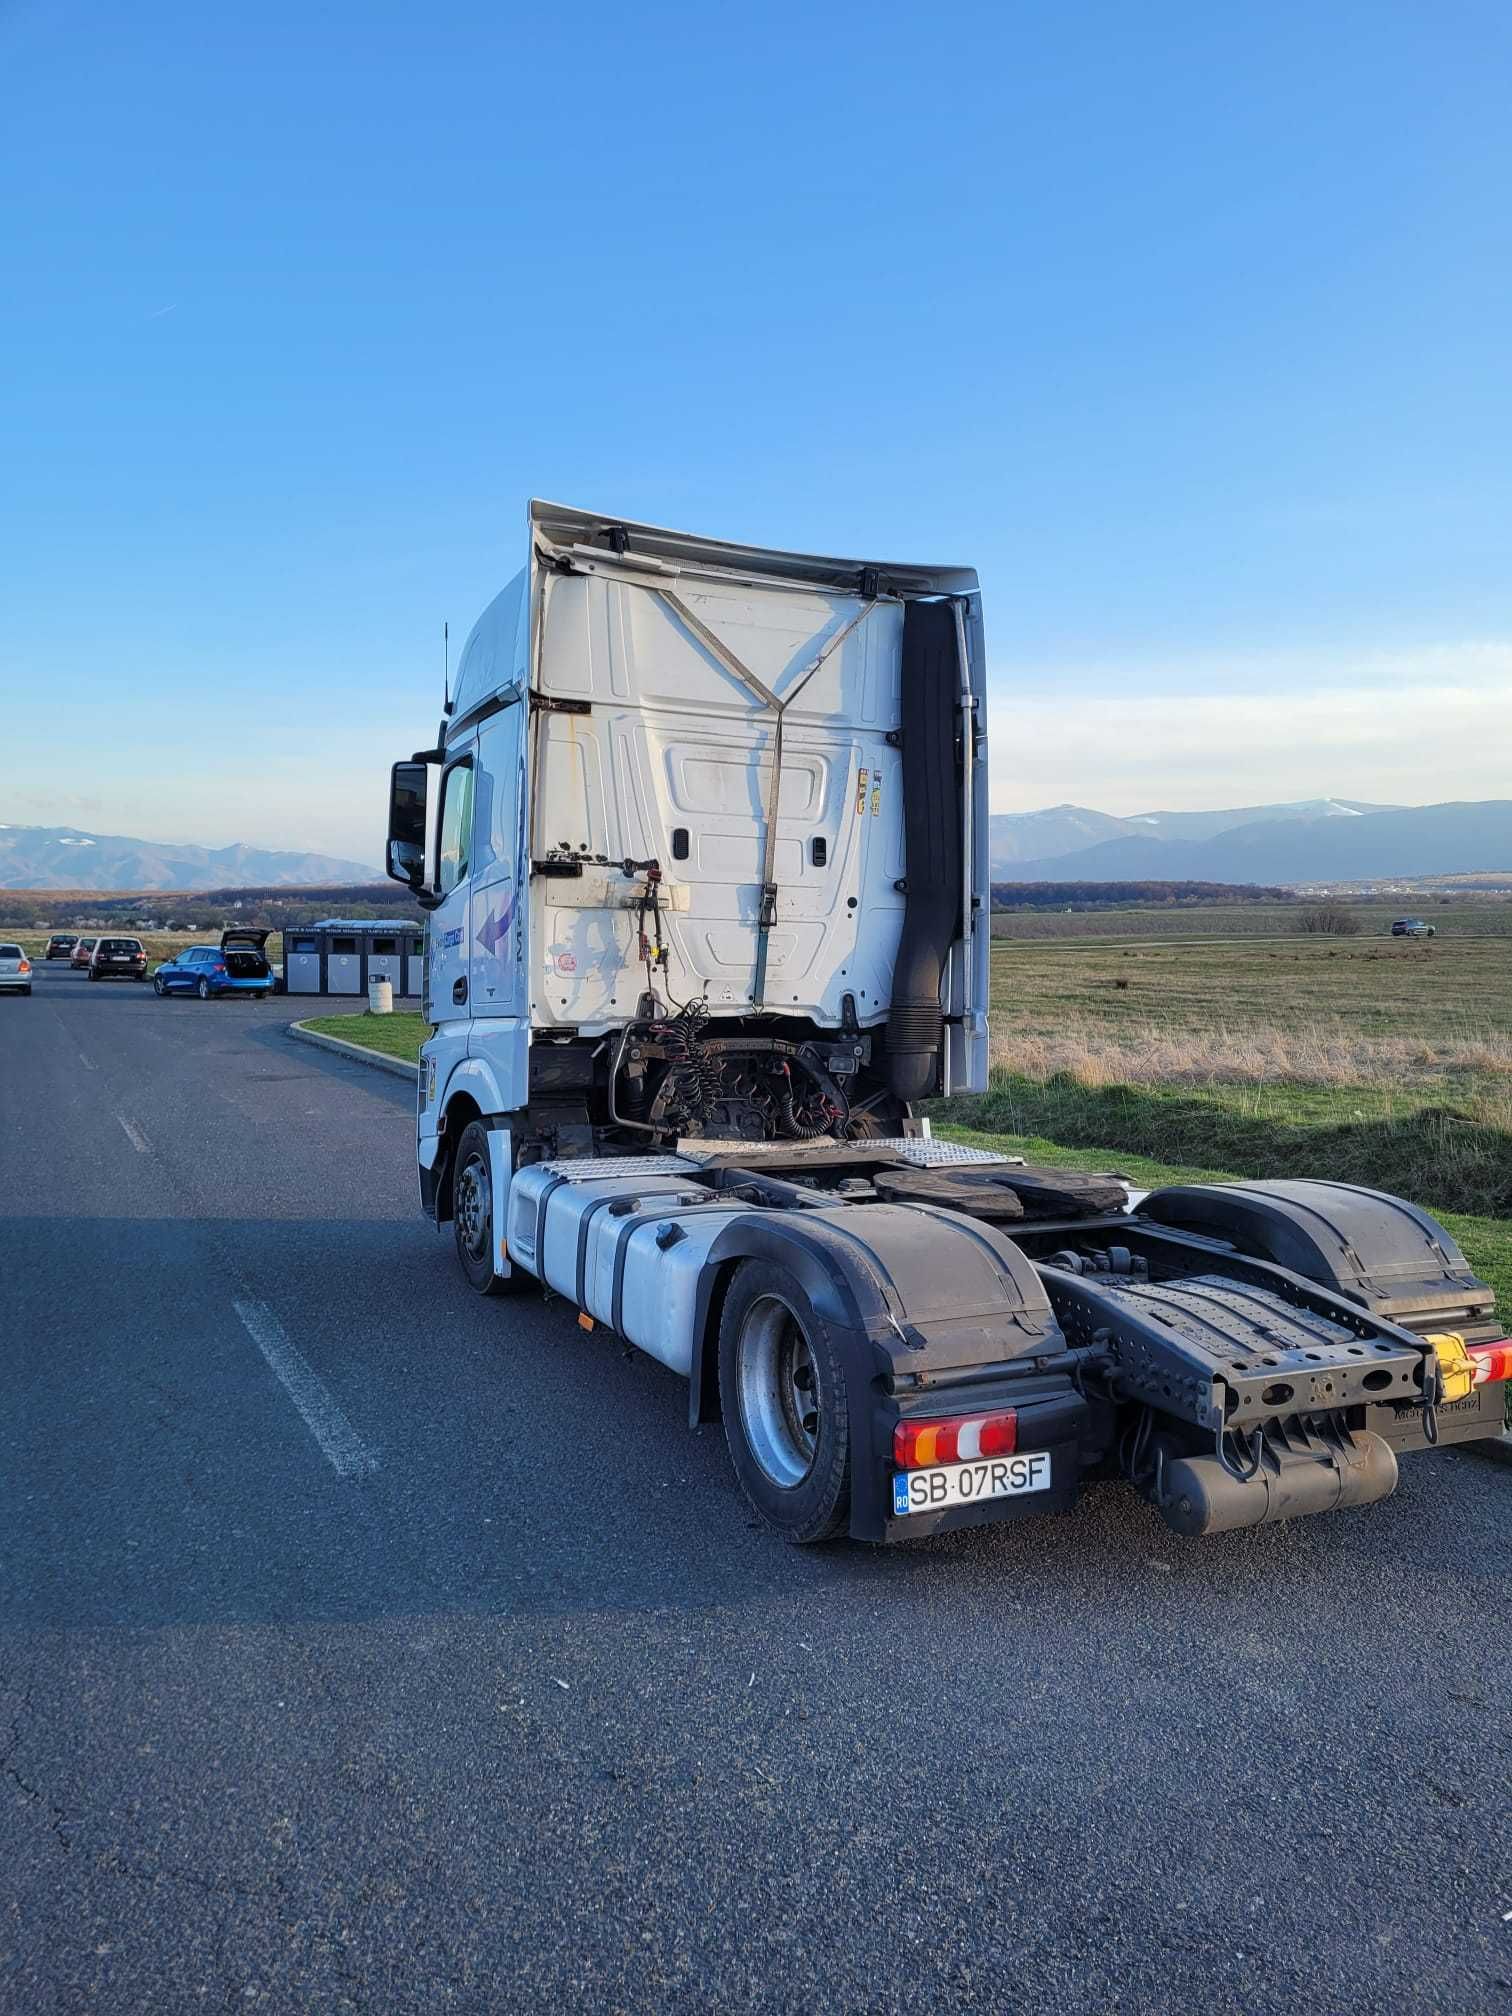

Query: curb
[1464,1430,1512,1470]
[288,1020,420,1080]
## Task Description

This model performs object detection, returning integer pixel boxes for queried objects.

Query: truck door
[426,744,477,1025]
[469,704,525,1018]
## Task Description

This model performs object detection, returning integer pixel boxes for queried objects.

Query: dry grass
[945,922,1512,1225]
[991,1020,1512,1103]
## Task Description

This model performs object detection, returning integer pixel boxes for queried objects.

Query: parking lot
[4,958,1510,2013]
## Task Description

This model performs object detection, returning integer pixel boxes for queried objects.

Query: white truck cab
[384,502,1507,1547]
[390,500,990,1223]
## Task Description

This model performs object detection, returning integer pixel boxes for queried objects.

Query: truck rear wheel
[718,1260,850,1542]
[452,1119,533,1298]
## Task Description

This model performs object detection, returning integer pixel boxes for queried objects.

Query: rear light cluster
[1470,1340,1512,1386]
[894,1409,1019,1470]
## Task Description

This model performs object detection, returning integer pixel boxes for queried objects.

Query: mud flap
[684,1201,1086,1541]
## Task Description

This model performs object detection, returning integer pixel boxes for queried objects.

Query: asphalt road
[3,962,1510,2015]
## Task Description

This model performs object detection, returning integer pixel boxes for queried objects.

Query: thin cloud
[145,303,177,321]
[988,643,1512,813]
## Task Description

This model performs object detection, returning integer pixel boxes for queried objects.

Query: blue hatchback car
[153,930,275,1000]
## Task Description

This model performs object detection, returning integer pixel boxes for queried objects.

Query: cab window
[438,760,474,898]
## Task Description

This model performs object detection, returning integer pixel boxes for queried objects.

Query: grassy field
[991,900,1512,940]
[936,918,1512,1335]
[299,1010,427,1062]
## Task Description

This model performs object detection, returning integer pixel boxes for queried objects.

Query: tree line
[990,880,1295,911]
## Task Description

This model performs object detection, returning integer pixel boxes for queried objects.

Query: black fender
[1134,1179,1496,1333]
[686,1201,1071,1541]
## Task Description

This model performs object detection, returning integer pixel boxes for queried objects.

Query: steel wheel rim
[456,1153,489,1263]
[737,1293,820,1489]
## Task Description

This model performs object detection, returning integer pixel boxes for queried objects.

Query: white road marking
[118,1114,150,1153]
[232,1298,380,1479]
[77,1048,97,1071]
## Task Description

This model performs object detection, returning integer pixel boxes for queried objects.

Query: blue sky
[3,0,1509,865]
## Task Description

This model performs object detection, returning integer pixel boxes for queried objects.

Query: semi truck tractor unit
[386,501,1509,1544]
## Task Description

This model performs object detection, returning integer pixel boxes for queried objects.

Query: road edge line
[288,1020,419,1079]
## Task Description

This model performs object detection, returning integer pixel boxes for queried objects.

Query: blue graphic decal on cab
[475,881,516,957]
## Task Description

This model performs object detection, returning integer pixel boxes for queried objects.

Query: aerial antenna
[443,621,452,715]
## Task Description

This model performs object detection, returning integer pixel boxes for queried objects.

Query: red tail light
[894,1409,1019,1469]
[18,960,30,974]
[1470,1340,1512,1386]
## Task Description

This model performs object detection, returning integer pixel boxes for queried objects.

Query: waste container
[285,931,322,995]
[365,930,404,996]
[402,931,426,998]
[324,931,362,995]
[367,976,394,1014]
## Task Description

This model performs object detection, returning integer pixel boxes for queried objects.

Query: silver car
[0,942,33,995]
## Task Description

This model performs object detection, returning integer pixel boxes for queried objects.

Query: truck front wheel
[718,1261,851,1543]
[452,1119,533,1298]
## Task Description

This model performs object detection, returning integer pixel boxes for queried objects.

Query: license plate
[892,1450,1052,1519]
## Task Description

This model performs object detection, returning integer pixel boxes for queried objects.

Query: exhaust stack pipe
[887,600,964,1103]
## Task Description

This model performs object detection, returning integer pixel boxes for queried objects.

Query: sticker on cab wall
[554,952,577,974]
[474,880,516,958]
[855,767,868,816]
[871,772,882,817]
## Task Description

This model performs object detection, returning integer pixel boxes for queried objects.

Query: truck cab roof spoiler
[529,499,980,602]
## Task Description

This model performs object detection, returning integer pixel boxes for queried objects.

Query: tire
[718,1259,851,1543]
[21,986,31,996]
[197,979,212,1000]
[451,1119,533,1297]
[87,969,98,981]
[153,976,166,996]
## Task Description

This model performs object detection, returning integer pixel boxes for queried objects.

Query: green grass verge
[298,1010,428,1064]
[935,1072,1512,1220]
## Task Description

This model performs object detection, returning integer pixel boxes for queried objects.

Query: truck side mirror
[387,760,437,900]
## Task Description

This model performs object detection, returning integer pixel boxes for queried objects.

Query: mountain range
[5,798,1509,894]
[0,824,378,891]
[990,798,1512,884]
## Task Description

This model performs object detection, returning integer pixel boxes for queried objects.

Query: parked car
[1391,917,1436,938]
[90,935,149,981]
[45,934,78,959]
[70,937,99,969]
[0,943,33,995]
[153,930,274,1000]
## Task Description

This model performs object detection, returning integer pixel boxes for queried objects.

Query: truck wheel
[718,1260,850,1542]
[452,1119,532,1297]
